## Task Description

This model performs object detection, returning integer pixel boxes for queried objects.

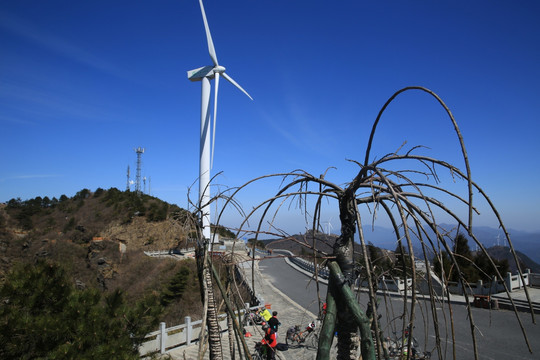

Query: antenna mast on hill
[126,165,131,191]
[135,147,145,195]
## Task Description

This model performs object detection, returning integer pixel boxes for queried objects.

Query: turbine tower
[187,0,252,240]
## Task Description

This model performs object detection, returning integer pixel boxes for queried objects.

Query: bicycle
[243,310,264,326]
[251,341,279,360]
[384,326,431,359]
[251,342,266,360]
[286,321,319,349]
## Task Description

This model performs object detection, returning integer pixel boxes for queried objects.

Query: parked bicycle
[251,342,266,360]
[286,320,319,348]
[252,341,280,360]
[243,310,264,326]
[384,325,431,359]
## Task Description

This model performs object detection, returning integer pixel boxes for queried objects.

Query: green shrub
[160,266,191,306]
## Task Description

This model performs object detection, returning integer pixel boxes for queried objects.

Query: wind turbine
[324,218,334,235]
[187,0,252,241]
[324,216,334,235]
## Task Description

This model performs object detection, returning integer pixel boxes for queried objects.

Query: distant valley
[356,224,540,265]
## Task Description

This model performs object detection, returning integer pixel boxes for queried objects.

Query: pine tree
[0,260,161,359]
[161,266,190,306]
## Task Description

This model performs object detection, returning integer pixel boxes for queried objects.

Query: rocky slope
[0,189,203,323]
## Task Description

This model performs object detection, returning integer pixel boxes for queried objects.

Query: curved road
[259,255,540,359]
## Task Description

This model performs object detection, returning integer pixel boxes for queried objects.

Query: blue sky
[1,1,539,235]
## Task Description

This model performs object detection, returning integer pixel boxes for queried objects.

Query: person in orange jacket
[260,323,277,360]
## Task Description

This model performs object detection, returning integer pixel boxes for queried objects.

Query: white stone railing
[507,270,529,290]
[447,269,537,295]
[139,305,259,356]
[530,273,540,287]
[143,247,196,257]
[272,249,330,279]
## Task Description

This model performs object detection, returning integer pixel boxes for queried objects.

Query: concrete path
[165,254,336,360]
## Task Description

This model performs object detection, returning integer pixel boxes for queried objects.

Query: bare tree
[191,86,534,359]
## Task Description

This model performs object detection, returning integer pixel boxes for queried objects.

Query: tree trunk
[196,242,223,360]
[227,312,235,359]
[204,268,223,359]
[333,191,359,359]
[328,261,375,360]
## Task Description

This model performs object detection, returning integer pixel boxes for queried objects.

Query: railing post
[185,316,192,346]
[491,275,498,293]
[159,321,166,354]
[506,272,513,292]
[477,279,483,295]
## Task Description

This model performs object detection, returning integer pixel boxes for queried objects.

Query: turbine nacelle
[187,65,215,81]
[187,65,227,82]
[213,65,226,74]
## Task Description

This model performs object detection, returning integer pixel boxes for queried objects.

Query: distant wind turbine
[324,216,334,235]
[325,219,334,235]
[187,0,252,240]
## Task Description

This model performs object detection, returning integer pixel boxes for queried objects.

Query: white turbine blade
[222,72,253,100]
[211,72,220,169]
[199,0,218,66]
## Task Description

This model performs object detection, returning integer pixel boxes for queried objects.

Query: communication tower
[135,147,145,194]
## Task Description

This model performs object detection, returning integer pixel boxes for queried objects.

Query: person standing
[261,324,277,360]
[268,311,280,333]
[259,306,272,322]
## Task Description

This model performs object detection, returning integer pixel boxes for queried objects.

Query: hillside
[0,188,243,325]
[264,230,338,256]
[264,229,394,261]
[0,187,196,250]
[485,246,540,274]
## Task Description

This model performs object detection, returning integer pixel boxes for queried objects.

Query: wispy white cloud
[261,111,298,146]
[260,101,336,158]
[0,113,37,126]
[0,81,115,123]
[0,174,61,182]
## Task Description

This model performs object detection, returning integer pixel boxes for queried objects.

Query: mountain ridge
[262,226,540,275]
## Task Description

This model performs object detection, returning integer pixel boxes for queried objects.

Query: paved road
[259,256,325,316]
[259,255,540,359]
